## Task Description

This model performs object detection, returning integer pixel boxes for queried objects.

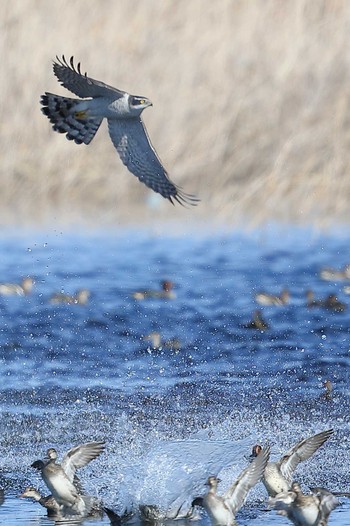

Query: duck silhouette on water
[322,380,333,401]
[242,310,269,331]
[143,331,181,350]
[306,291,346,312]
[50,288,90,305]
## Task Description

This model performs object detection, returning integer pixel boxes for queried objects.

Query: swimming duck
[19,486,60,517]
[306,290,324,308]
[323,294,346,312]
[250,429,333,497]
[132,280,176,300]
[50,288,90,305]
[269,482,339,526]
[255,288,290,306]
[243,310,269,331]
[0,277,34,296]
[320,264,350,281]
[192,445,270,525]
[31,440,105,516]
[20,485,106,520]
[143,332,181,350]
[306,291,346,312]
[310,486,350,499]
[322,380,333,401]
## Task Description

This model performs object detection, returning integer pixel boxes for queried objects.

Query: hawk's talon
[74,110,87,119]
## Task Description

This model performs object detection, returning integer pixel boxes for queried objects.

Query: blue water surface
[0,226,349,525]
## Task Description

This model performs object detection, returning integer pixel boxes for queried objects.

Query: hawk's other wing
[108,117,198,205]
[53,56,125,99]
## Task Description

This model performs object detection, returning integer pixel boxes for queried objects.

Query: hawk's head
[129,95,153,113]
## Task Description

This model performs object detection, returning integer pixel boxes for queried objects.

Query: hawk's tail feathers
[40,92,102,145]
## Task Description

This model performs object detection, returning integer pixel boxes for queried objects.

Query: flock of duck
[0,276,90,305]
[1,262,349,320]
[242,263,350,332]
[17,428,348,525]
[2,267,349,524]
[0,277,174,305]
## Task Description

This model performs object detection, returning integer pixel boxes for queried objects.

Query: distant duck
[255,288,290,306]
[192,445,270,526]
[31,441,105,517]
[50,288,90,305]
[132,280,176,300]
[323,294,346,312]
[0,277,34,296]
[306,291,346,312]
[320,264,350,281]
[306,290,325,308]
[323,380,333,401]
[269,482,339,526]
[143,331,181,350]
[250,429,333,497]
[343,285,350,294]
[243,310,269,331]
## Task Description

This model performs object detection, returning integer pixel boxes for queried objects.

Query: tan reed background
[1,0,350,227]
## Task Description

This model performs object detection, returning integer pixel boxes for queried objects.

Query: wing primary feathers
[54,55,88,79]
[70,56,79,74]
[171,190,200,207]
[53,55,125,99]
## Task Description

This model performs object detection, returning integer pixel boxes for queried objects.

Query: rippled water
[0,226,349,525]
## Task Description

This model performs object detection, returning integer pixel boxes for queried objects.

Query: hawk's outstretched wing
[108,118,198,205]
[53,55,124,99]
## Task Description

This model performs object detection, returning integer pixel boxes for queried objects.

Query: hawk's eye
[132,97,145,106]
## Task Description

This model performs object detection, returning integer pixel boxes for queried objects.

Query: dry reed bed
[1,0,350,227]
